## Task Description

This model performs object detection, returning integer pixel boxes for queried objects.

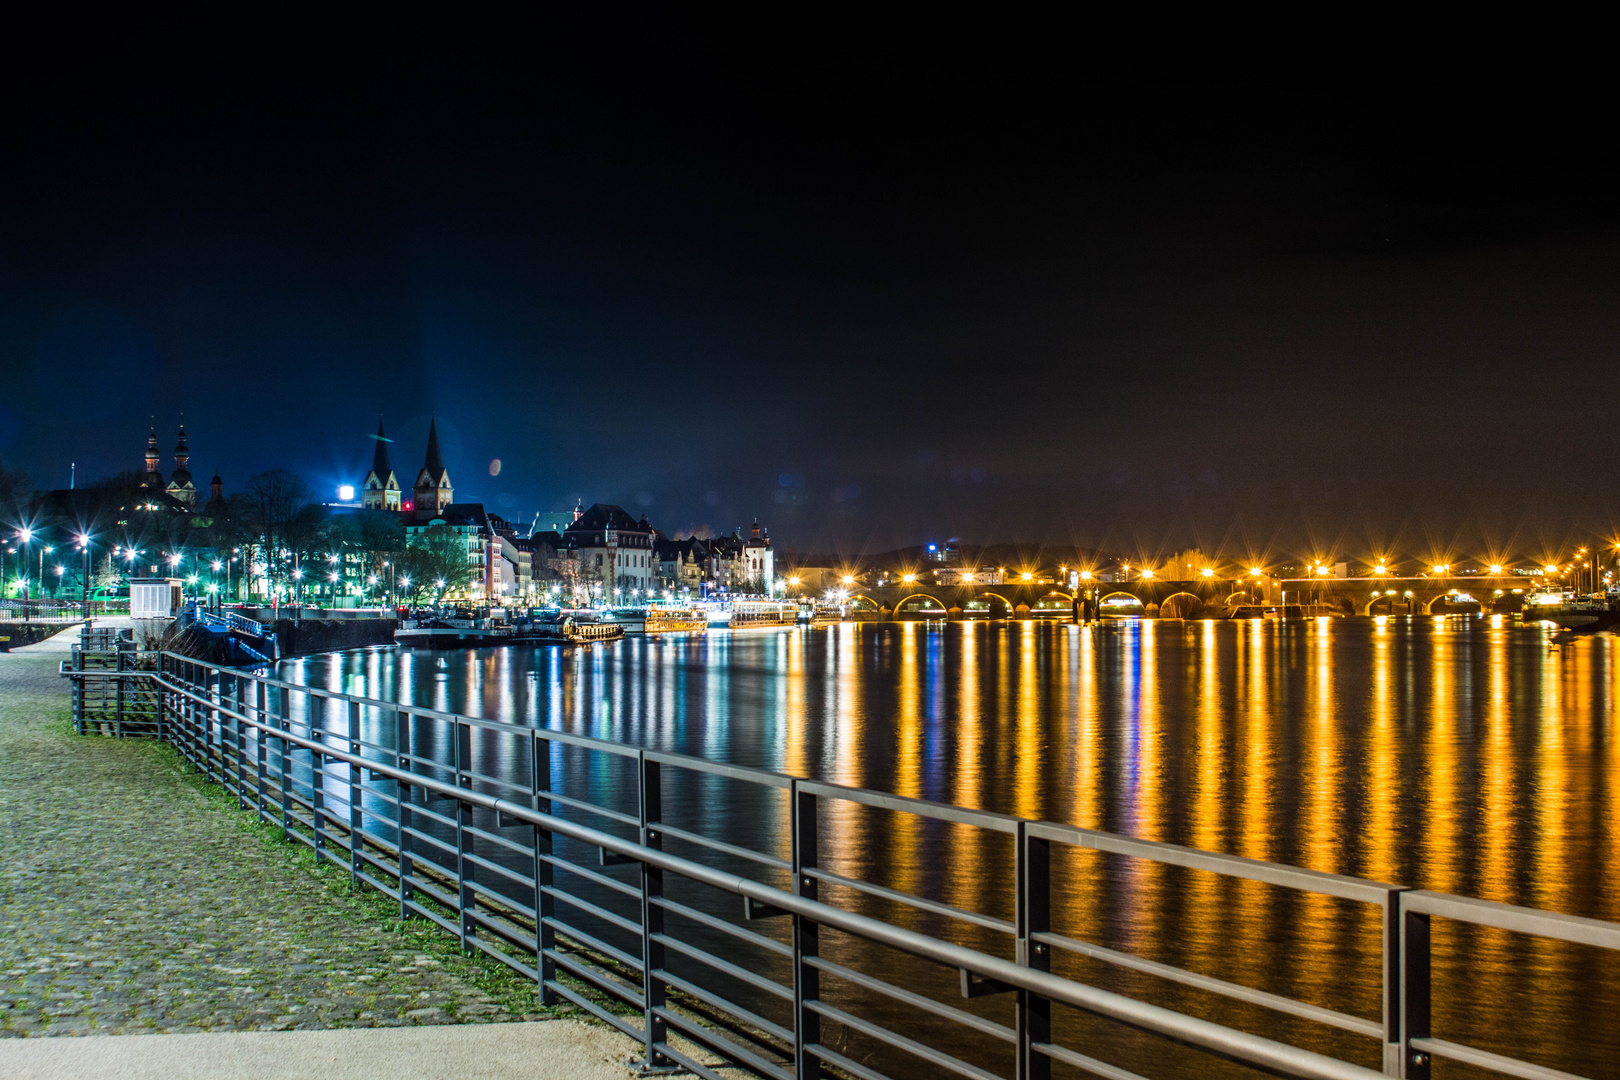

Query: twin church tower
[361,418,453,519]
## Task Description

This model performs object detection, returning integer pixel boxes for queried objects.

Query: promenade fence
[60,652,1620,1080]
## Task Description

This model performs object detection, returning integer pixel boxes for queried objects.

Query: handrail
[143,665,1383,1080]
[59,655,1620,1080]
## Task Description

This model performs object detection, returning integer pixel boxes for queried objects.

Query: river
[280,617,1620,1077]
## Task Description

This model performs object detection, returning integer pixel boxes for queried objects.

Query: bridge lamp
[962,572,975,582]
[1080,570,1092,581]
[1141,569,1154,579]
[788,576,800,587]
[1249,567,1262,578]
[1021,572,1032,582]
[902,573,916,584]
[842,575,855,586]
[1490,564,1503,574]
[1201,567,1214,578]
[1546,564,1558,574]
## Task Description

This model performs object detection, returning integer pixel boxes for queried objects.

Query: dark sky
[3,27,1616,563]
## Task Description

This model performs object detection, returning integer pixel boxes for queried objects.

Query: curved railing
[60,654,1620,1080]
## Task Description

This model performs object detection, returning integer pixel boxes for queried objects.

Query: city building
[564,504,657,600]
[743,520,774,591]
[656,536,710,593]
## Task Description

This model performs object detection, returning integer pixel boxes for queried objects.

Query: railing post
[457,720,476,955]
[791,780,821,1080]
[348,699,362,890]
[278,686,292,842]
[255,680,269,821]
[1381,888,1408,1075]
[1016,822,1051,1080]
[532,731,556,1004]
[1398,894,1431,1079]
[115,650,125,738]
[311,699,327,866]
[396,708,414,918]
[232,673,246,807]
[155,653,166,739]
[638,753,671,1071]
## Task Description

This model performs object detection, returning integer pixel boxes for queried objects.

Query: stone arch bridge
[848,575,1535,619]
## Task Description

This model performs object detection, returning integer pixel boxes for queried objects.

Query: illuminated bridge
[849,574,1538,619]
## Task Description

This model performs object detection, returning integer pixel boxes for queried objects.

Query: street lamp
[15,527,32,621]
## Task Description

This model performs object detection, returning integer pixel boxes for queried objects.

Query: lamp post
[16,527,33,621]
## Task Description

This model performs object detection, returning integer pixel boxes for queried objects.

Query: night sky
[3,29,1616,561]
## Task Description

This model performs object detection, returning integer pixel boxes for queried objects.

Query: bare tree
[232,469,313,598]
[400,524,472,606]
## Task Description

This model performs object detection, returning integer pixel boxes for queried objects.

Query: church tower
[413,418,453,517]
[362,418,401,510]
[141,427,164,490]
[166,425,196,507]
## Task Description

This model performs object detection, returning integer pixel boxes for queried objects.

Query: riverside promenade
[0,625,644,1078]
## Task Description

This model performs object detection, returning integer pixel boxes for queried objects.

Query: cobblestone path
[0,644,548,1036]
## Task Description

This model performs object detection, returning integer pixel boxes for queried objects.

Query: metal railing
[59,654,1620,1080]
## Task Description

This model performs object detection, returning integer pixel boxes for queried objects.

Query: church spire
[423,416,445,480]
[371,416,391,477]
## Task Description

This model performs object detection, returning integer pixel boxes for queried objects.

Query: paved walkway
[0,627,642,1075]
[0,1020,638,1079]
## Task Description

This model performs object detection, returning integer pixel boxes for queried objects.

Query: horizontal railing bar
[653,894,794,958]
[544,886,643,938]
[544,947,645,1009]
[468,936,538,981]
[542,853,643,900]
[645,1040,731,1080]
[806,999,1005,1080]
[533,789,641,828]
[798,779,1021,834]
[403,900,461,938]
[651,1006,795,1080]
[1403,892,1620,950]
[1034,1041,1151,1080]
[807,954,1016,1042]
[461,823,536,859]
[806,1041,894,1080]
[543,978,646,1040]
[462,879,536,922]
[1410,1037,1591,1080]
[652,822,791,872]
[545,917,645,976]
[806,954,1016,1043]
[1027,821,1400,905]
[654,968,795,1045]
[1032,931,1381,1038]
[652,933,794,1002]
[805,867,1015,934]
[644,749,794,789]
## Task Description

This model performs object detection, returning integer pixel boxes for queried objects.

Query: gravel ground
[0,642,551,1037]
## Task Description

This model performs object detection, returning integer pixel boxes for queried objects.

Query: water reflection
[281,618,1620,1075]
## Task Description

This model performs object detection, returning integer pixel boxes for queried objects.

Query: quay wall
[270,617,397,659]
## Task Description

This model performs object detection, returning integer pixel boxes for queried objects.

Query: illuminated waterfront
[284,619,1620,1075]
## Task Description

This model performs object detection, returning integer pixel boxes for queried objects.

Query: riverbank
[0,633,543,1038]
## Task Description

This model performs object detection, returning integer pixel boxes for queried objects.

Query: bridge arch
[1098,591,1145,617]
[961,591,1016,618]
[1158,592,1204,619]
[848,594,881,612]
[1424,590,1482,615]
[1029,590,1074,618]
[1224,590,1255,607]
[893,593,950,618]
[1363,591,1413,616]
